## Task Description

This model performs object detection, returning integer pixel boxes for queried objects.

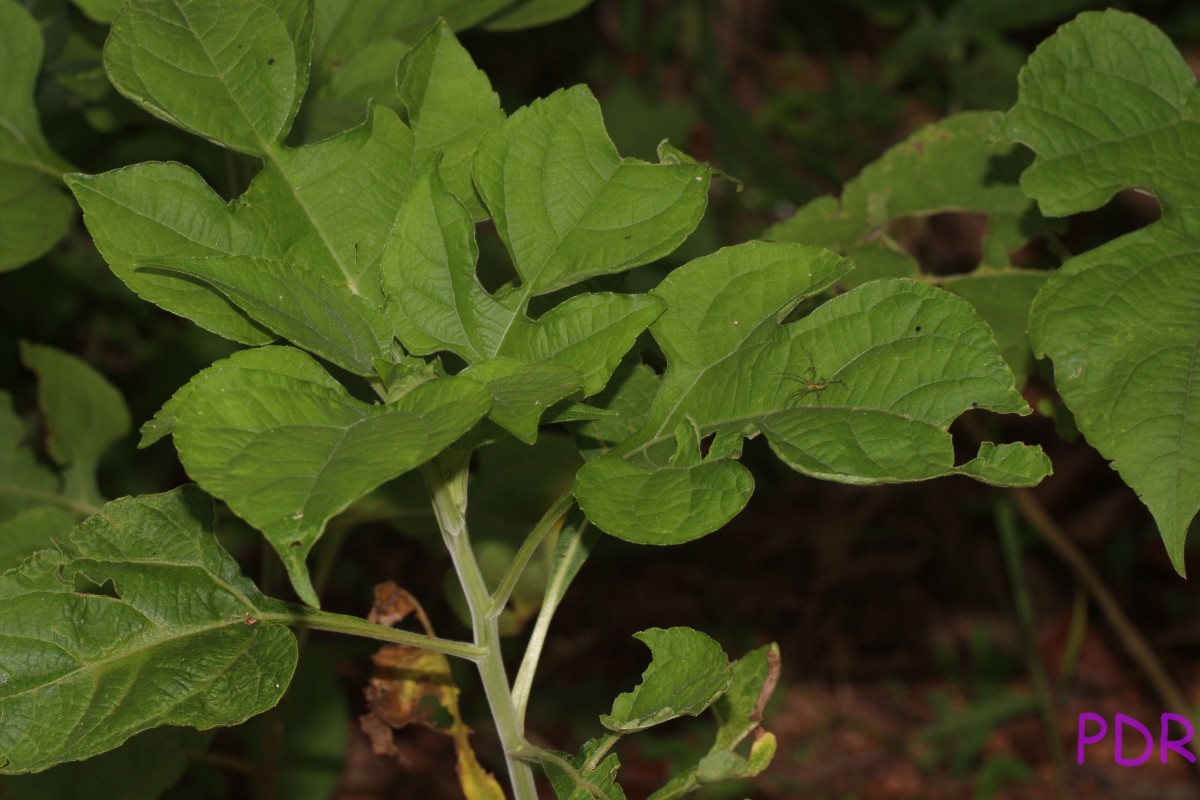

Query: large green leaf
[0,487,297,774]
[70,0,418,343]
[397,20,505,219]
[148,346,490,606]
[765,112,1050,382]
[575,241,1049,544]
[0,0,73,272]
[1000,9,1200,571]
[765,112,1033,255]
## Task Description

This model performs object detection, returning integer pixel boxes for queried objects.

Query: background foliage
[3,1,1200,798]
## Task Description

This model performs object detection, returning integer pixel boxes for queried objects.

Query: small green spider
[778,347,845,407]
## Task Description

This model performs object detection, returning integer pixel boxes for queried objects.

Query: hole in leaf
[73,574,119,599]
[289,540,302,548]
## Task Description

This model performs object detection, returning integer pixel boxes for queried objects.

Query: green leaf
[0,728,207,799]
[73,0,419,343]
[0,487,298,774]
[574,438,753,546]
[397,21,505,219]
[473,85,710,296]
[484,0,594,31]
[1001,9,1200,570]
[311,0,514,82]
[460,359,582,444]
[0,0,73,272]
[153,346,490,606]
[142,256,394,376]
[571,361,660,460]
[646,643,782,798]
[766,112,1032,253]
[600,627,733,734]
[19,343,131,474]
[105,0,313,156]
[763,112,1050,380]
[383,160,664,431]
[0,393,62,524]
[940,270,1048,384]
[574,242,1049,544]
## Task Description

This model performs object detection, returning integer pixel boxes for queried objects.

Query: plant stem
[994,497,1067,794]
[489,488,575,619]
[262,605,484,661]
[512,520,594,727]
[1012,488,1200,766]
[422,459,540,800]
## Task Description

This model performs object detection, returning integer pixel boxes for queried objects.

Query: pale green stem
[422,459,539,800]
[488,489,575,619]
[261,604,484,661]
[582,732,621,772]
[512,520,591,728]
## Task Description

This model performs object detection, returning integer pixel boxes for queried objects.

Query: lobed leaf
[149,347,490,606]
[0,0,73,272]
[1000,9,1200,570]
[575,242,1049,544]
[0,487,297,774]
[765,112,1051,383]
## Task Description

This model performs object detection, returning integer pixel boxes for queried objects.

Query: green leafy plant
[4,1,1198,797]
